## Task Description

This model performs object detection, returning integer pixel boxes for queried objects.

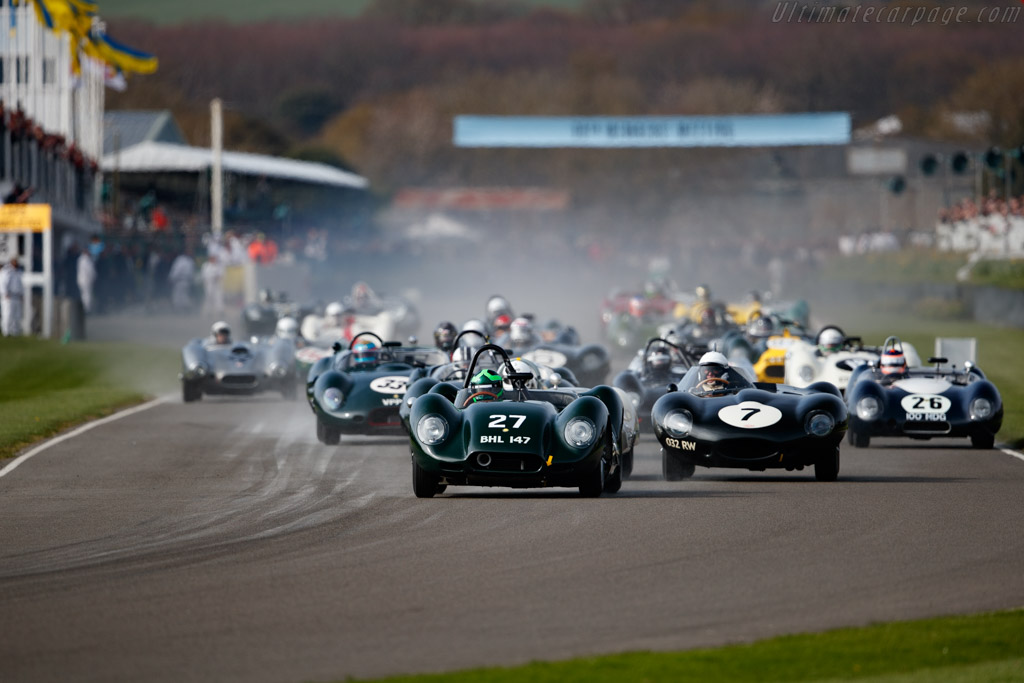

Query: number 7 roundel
[717,401,783,429]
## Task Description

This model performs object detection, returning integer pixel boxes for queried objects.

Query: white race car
[785,327,921,393]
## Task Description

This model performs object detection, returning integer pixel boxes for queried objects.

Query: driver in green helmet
[468,368,504,403]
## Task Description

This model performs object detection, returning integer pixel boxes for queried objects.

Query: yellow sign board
[0,204,52,232]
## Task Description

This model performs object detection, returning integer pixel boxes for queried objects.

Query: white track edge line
[0,397,168,479]
[999,447,1024,463]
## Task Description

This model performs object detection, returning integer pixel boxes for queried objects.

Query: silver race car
[180,321,298,402]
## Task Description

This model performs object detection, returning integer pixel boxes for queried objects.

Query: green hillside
[97,0,586,24]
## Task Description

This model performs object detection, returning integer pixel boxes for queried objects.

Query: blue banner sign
[454,113,850,148]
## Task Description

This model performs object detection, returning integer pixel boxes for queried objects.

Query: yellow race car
[752,327,807,383]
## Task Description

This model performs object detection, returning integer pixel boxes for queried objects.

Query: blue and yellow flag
[87,28,158,74]
[26,0,55,30]
[37,0,92,36]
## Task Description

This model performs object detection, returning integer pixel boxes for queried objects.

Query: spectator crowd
[935,191,1024,255]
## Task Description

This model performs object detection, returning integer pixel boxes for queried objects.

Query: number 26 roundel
[717,401,783,429]
[900,394,951,414]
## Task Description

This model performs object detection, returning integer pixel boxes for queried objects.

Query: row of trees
[106,1,1024,208]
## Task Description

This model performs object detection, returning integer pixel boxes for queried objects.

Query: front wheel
[412,457,441,498]
[621,447,634,480]
[971,432,995,449]
[182,380,201,403]
[602,430,622,494]
[848,428,870,448]
[316,418,341,445]
[662,448,695,481]
[815,447,840,482]
[280,380,298,400]
[579,449,606,497]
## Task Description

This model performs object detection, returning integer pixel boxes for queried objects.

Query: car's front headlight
[856,396,881,421]
[323,387,344,411]
[627,391,641,409]
[970,398,993,421]
[564,417,597,448]
[805,411,835,437]
[798,365,815,383]
[416,415,448,445]
[663,410,693,438]
[406,396,415,407]
[268,362,289,378]
[186,362,208,379]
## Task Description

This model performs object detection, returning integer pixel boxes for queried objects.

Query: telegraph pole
[211,98,223,238]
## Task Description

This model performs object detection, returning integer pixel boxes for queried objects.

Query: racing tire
[848,428,870,448]
[815,447,840,482]
[182,380,202,403]
[621,447,634,480]
[603,430,622,494]
[970,432,995,450]
[316,418,341,446]
[280,380,298,401]
[662,448,695,481]
[579,453,606,498]
[412,458,441,498]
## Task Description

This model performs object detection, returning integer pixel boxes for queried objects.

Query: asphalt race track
[2,395,1023,683]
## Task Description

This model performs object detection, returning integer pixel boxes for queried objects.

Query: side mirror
[667,383,678,393]
[332,341,342,353]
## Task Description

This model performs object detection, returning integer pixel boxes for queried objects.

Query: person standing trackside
[77,247,96,314]
[200,253,225,316]
[169,251,196,312]
[247,232,278,265]
[0,256,25,335]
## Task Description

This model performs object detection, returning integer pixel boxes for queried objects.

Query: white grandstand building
[0,0,109,230]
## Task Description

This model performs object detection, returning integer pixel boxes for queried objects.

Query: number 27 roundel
[717,401,783,429]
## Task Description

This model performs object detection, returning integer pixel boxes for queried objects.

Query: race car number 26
[900,394,951,414]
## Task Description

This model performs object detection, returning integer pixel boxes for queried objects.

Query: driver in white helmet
[209,320,232,346]
[508,317,539,348]
[506,358,540,389]
[689,351,751,397]
[324,301,345,327]
[816,327,845,356]
[275,316,300,340]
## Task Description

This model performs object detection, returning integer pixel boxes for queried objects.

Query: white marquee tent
[101,141,369,189]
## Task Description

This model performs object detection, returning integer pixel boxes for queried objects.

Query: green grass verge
[823,252,965,286]
[0,337,178,460]
[348,609,1023,682]
[822,251,1024,292]
[971,259,1024,290]
[831,312,1024,448]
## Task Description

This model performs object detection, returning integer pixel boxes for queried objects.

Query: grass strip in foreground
[354,609,1023,683]
[0,337,178,460]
